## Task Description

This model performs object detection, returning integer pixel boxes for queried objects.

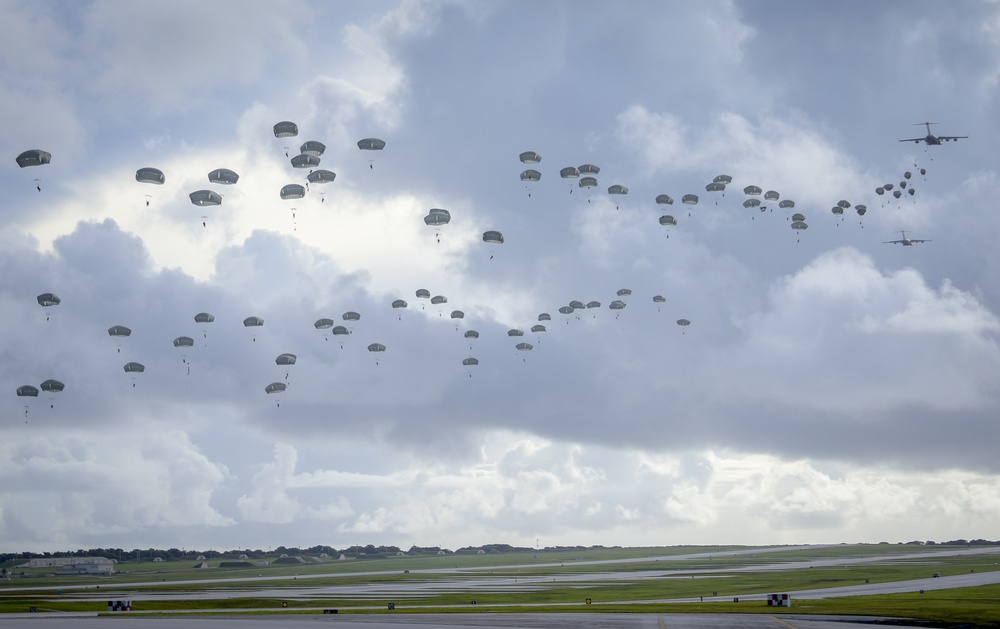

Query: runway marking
[659,615,667,629]
[770,615,800,629]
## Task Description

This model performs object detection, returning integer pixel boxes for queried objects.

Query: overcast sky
[3,0,1000,553]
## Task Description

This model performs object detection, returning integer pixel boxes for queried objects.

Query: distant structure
[23,557,115,575]
[767,593,791,607]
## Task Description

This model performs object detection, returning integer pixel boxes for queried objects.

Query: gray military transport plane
[899,122,968,145]
[884,231,930,246]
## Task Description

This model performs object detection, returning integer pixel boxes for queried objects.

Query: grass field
[2,544,999,627]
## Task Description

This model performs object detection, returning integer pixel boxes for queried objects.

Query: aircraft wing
[883,240,903,244]
[937,135,967,141]
[898,137,925,143]
[910,239,930,243]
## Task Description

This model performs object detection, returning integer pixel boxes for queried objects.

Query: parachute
[280,184,305,200]
[608,184,629,195]
[367,343,386,365]
[579,176,598,189]
[586,300,601,309]
[136,167,165,185]
[515,342,533,351]
[464,330,480,339]
[681,194,699,205]
[578,163,600,175]
[507,329,524,337]
[462,357,479,366]
[208,168,239,185]
[265,381,287,394]
[779,199,796,209]
[306,169,336,184]
[291,154,320,169]
[713,174,732,184]
[450,310,465,320]
[243,316,264,327]
[520,169,541,181]
[300,141,326,157]
[189,190,222,206]
[569,300,585,310]
[659,215,678,227]
[609,300,626,310]
[531,324,547,333]
[275,353,297,366]
[743,185,762,196]
[194,312,215,324]
[792,213,806,222]
[616,288,632,297]
[743,199,761,209]
[392,299,408,310]
[652,295,666,303]
[519,151,541,164]
[764,190,780,201]
[108,325,132,337]
[425,208,450,241]
[705,182,726,193]
[415,288,431,300]
[358,138,386,151]
[41,379,64,406]
[430,295,447,305]
[342,311,361,322]
[482,230,504,244]
[273,121,298,138]
[123,362,145,373]
[656,194,675,205]
[17,385,39,397]
[16,149,51,168]
[37,293,60,307]
[314,318,334,330]
[559,166,579,178]
[173,336,194,347]
[537,313,551,321]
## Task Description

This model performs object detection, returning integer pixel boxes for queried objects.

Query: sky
[2,0,1000,553]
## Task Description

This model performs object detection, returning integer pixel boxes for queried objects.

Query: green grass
[2,544,998,627]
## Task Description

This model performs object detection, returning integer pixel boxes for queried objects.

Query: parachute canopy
[424,208,451,226]
[537,313,551,321]
[415,288,431,299]
[743,185,762,196]
[579,176,598,189]
[16,149,51,168]
[273,121,298,138]
[659,215,678,226]
[189,190,222,206]
[108,325,132,337]
[367,342,386,352]
[391,299,407,309]
[507,329,524,337]
[314,318,334,329]
[681,194,699,205]
[208,168,239,185]
[280,184,305,200]
[342,311,361,321]
[16,385,39,397]
[656,194,674,205]
[291,154,320,169]
[265,382,287,394]
[430,295,447,305]
[559,166,579,179]
[464,330,479,339]
[482,230,504,244]
[779,199,795,209]
[306,169,336,184]
[123,362,145,373]
[243,316,264,327]
[764,190,780,201]
[653,295,666,303]
[194,312,215,323]
[578,163,600,175]
[520,169,541,182]
[515,342,533,351]
[608,184,629,195]
[462,357,479,366]
[136,167,165,185]
[173,336,194,347]
[519,151,541,164]
[713,174,732,184]
[677,319,690,326]
[358,138,386,150]
[37,293,60,307]
[450,310,465,320]
[275,353,297,366]
[300,141,326,157]
[40,379,64,393]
